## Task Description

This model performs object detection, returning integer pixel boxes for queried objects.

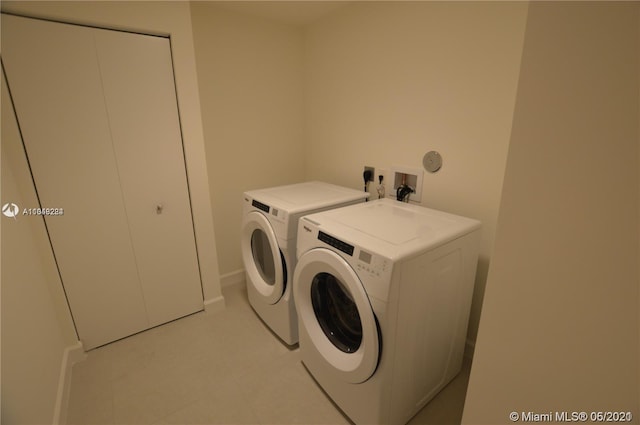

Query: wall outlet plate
[389,165,423,203]
[364,166,375,182]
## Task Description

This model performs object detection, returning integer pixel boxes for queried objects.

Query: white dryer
[293,198,481,425]
[241,181,368,345]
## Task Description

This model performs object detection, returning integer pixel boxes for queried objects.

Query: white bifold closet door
[2,14,203,349]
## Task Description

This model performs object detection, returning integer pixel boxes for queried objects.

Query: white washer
[293,198,481,425]
[241,181,369,345]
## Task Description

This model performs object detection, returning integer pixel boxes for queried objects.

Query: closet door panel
[94,30,203,325]
[2,15,149,349]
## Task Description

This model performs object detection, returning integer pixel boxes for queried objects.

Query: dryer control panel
[244,196,286,223]
[243,195,290,249]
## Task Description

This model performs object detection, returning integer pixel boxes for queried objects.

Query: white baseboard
[53,341,86,425]
[203,294,226,313]
[203,270,244,313]
[220,269,245,288]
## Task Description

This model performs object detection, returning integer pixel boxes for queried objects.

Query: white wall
[190,2,306,280]
[303,1,529,348]
[1,71,77,424]
[462,2,639,422]
[1,0,223,307]
[188,6,530,351]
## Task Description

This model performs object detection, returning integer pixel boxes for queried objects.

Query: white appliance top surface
[303,198,481,259]
[245,181,369,213]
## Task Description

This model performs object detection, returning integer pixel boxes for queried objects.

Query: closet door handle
[156,204,164,215]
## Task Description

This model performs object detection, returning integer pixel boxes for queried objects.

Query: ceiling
[205,1,351,26]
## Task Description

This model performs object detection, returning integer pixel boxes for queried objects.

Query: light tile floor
[66,283,471,425]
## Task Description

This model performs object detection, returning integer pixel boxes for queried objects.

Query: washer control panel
[356,249,389,279]
[300,218,393,300]
[318,231,354,256]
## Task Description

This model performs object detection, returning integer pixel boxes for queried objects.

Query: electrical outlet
[364,166,375,182]
[375,169,388,199]
[377,169,387,185]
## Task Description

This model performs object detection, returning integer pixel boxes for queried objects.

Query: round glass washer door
[241,211,286,305]
[294,247,379,384]
[311,272,362,353]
